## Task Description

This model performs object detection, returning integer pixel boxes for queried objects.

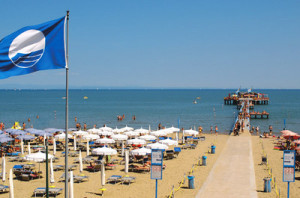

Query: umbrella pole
[46,138,49,198]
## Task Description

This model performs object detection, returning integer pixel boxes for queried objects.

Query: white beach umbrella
[150,130,167,137]
[127,138,146,145]
[159,139,178,146]
[99,126,113,131]
[2,156,5,182]
[167,126,180,132]
[147,142,169,150]
[87,128,100,134]
[139,135,156,141]
[120,125,134,132]
[124,131,140,137]
[159,129,173,134]
[53,139,56,155]
[72,130,88,136]
[28,142,31,155]
[112,127,123,133]
[111,134,128,141]
[130,147,151,156]
[97,131,114,136]
[92,147,117,155]
[70,171,74,198]
[79,150,83,172]
[183,129,199,135]
[95,137,115,144]
[86,141,90,156]
[82,134,99,140]
[55,133,73,140]
[9,169,14,198]
[134,128,149,134]
[25,151,54,162]
[50,158,55,183]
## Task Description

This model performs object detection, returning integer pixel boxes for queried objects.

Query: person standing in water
[210,126,213,134]
[215,125,218,135]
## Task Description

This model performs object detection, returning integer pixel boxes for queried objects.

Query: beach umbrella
[28,142,31,155]
[91,147,117,155]
[183,129,199,135]
[9,169,14,198]
[95,137,115,144]
[72,130,88,136]
[70,171,74,198]
[87,128,100,133]
[2,156,5,182]
[111,134,128,141]
[159,129,173,135]
[125,150,129,174]
[44,128,61,133]
[150,130,167,137]
[10,130,26,136]
[55,133,73,140]
[130,147,151,156]
[0,134,9,138]
[0,137,14,143]
[280,130,293,134]
[82,134,99,140]
[124,131,140,137]
[112,127,123,133]
[167,126,180,132]
[50,158,55,183]
[97,131,114,136]
[5,128,21,134]
[147,142,169,150]
[127,138,146,145]
[79,150,83,172]
[24,128,38,134]
[86,141,90,156]
[53,139,56,155]
[16,135,35,140]
[25,151,54,162]
[99,126,113,131]
[159,139,178,146]
[139,135,156,141]
[134,128,149,134]
[120,125,134,132]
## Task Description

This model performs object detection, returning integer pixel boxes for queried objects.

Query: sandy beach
[0,133,229,198]
[252,135,300,198]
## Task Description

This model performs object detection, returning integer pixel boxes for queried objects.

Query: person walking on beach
[22,122,26,130]
[132,115,136,121]
[75,117,77,123]
[198,126,203,134]
[83,123,87,131]
[210,126,213,134]
[256,126,259,135]
[215,125,218,135]
[93,124,96,128]
[158,123,162,130]
[28,118,31,123]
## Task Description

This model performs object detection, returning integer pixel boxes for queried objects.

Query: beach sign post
[283,150,295,198]
[151,149,163,198]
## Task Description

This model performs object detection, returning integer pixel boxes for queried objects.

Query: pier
[224,89,269,105]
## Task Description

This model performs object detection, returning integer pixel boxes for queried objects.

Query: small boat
[83,96,88,99]
[196,97,201,100]
[193,100,197,104]
[62,97,66,99]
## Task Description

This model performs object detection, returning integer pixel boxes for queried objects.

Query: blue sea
[0,89,299,135]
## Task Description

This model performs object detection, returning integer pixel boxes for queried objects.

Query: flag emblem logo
[8,29,46,68]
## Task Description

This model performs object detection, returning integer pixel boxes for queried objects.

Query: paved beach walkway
[196,133,258,198]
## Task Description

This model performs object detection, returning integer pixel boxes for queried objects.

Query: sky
[0,0,299,89]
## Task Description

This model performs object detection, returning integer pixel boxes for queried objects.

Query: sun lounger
[6,152,20,156]
[121,176,136,185]
[86,164,102,172]
[107,175,122,184]
[174,147,181,157]
[34,187,63,197]
[53,165,64,171]
[0,184,9,193]
[105,163,116,170]
[73,175,89,183]
[134,165,150,173]
[166,150,175,160]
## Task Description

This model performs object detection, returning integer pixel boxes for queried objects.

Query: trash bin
[187,175,195,189]
[263,177,271,192]
[202,156,207,166]
[262,156,267,164]
[211,145,216,154]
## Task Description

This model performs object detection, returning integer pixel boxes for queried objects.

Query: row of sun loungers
[33,187,63,197]
[107,175,136,185]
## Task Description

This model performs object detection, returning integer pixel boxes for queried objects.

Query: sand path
[196,133,258,198]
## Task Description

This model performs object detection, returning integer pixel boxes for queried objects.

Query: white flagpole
[53,138,56,155]
[64,10,70,198]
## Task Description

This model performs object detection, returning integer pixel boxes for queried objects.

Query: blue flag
[0,16,66,79]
